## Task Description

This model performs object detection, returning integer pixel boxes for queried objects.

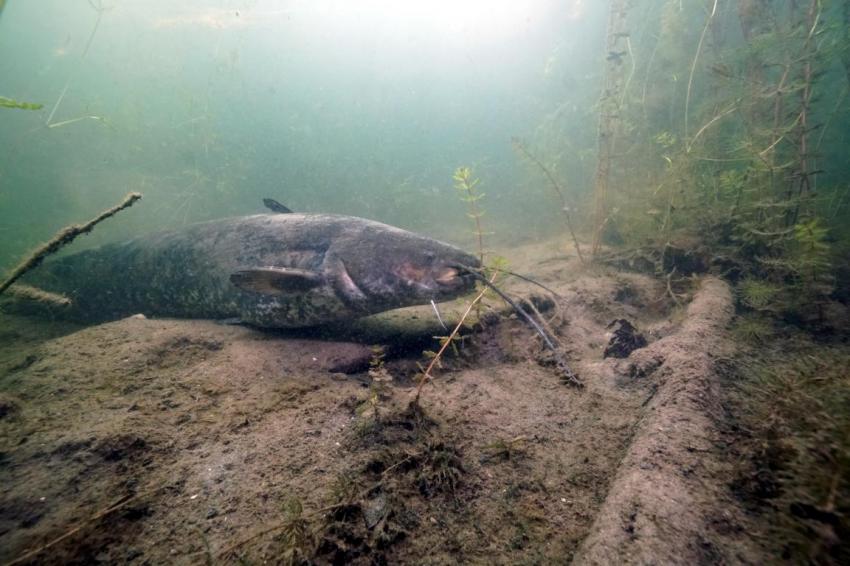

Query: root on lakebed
[574,277,760,565]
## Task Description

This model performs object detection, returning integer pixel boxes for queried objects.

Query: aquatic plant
[420,333,464,368]
[277,498,314,566]
[415,164,583,400]
[453,166,488,266]
[2,480,173,565]
[415,441,464,498]
[791,219,831,282]
[590,0,632,255]
[217,402,465,564]
[731,315,774,344]
[730,343,850,563]
[0,96,43,110]
[737,278,781,312]
[574,6,849,558]
[355,346,393,432]
[412,168,492,402]
[578,0,848,330]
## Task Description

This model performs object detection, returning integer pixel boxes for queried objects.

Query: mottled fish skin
[18,214,480,328]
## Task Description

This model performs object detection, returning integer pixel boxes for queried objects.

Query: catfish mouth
[391,259,478,298]
[435,264,477,292]
[435,267,462,287]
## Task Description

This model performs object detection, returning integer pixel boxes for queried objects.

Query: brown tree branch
[0,192,142,296]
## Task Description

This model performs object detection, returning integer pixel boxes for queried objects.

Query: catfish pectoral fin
[230,267,323,295]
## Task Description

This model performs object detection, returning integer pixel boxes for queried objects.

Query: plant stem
[414,276,493,402]
[512,138,585,263]
[685,0,719,141]
[591,0,629,256]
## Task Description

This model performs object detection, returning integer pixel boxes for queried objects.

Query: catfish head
[330,225,481,311]
[229,215,480,324]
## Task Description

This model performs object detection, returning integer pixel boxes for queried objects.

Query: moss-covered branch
[0,192,142,296]
[4,284,71,307]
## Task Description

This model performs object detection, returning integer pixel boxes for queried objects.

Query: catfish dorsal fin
[231,267,322,295]
[263,198,293,214]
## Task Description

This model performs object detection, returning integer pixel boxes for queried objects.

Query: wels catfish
[17,211,480,328]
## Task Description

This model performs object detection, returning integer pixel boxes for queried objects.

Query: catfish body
[19,213,479,328]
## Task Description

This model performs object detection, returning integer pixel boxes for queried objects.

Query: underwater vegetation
[510,2,850,559]
[527,1,850,561]
[518,0,850,334]
[0,96,43,110]
[1,0,849,563]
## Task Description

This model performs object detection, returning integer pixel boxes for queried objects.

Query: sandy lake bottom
[0,240,778,564]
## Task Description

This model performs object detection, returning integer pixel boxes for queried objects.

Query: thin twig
[641,33,661,119]
[7,483,169,566]
[686,103,738,153]
[414,277,494,402]
[620,36,637,108]
[46,4,106,127]
[511,138,585,263]
[665,267,684,309]
[47,115,107,129]
[685,0,719,140]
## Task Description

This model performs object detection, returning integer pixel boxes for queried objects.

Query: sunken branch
[4,284,71,307]
[0,192,142,297]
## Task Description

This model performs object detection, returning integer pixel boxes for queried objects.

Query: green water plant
[415,165,583,402]
[356,346,393,434]
[410,167,491,398]
[0,96,43,110]
[278,498,314,566]
[415,440,464,498]
[731,342,850,563]
[453,166,488,265]
[591,0,632,255]
[737,278,782,312]
[731,315,774,344]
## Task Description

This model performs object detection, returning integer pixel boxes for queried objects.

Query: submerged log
[574,277,760,564]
